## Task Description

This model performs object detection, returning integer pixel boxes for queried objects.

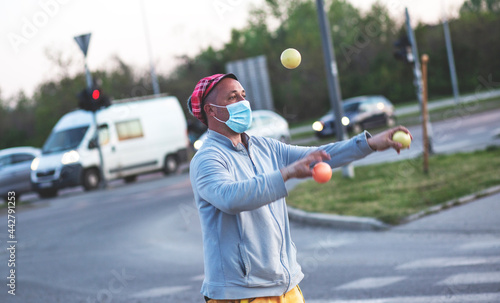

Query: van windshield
[42,126,89,154]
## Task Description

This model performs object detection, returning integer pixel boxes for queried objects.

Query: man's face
[205,78,246,123]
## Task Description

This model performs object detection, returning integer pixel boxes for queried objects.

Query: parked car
[193,110,291,150]
[0,146,41,201]
[312,95,396,138]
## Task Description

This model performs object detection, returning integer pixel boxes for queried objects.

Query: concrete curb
[287,206,391,231]
[400,184,500,224]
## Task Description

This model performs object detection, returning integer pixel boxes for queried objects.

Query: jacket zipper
[268,203,291,294]
[244,147,291,293]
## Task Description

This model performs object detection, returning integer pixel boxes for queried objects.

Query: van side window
[98,124,110,146]
[115,119,144,141]
[0,155,11,168]
[12,153,35,164]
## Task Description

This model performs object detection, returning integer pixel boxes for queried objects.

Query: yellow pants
[207,285,305,303]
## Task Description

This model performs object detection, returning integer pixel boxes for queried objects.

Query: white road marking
[306,239,352,250]
[459,240,500,250]
[466,127,487,135]
[396,256,500,270]
[335,276,406,290]
[437,271,500,285]
[308,292,500,303]
[131,285,192,298]
[191,274,205,281]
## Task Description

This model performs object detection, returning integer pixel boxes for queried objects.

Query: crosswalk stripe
[396,256,500,270]
[459,240,500,250]
[437,271,500,285]
[191,274,205,281]
[335,276,406,290]
[130,285,191,298]
[307,292,500,303]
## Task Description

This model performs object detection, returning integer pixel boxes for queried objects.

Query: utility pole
[421,54,430,174]
[316,0,354,178]
[443,19,460,104]
[140,0,161,95]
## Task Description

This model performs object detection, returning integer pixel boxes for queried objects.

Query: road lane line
[130,285,191,298]
[190,274,204,281]
[437,271,500,285]
[396,256,500,270]
[459,240,500,250]
[308,292,500,303]
[335,276,406,290]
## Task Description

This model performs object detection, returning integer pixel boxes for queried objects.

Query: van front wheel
[83,168,100,191]
[163,155,178,175]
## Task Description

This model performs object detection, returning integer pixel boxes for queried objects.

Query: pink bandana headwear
[187,73,238,125]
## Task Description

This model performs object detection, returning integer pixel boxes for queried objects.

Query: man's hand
[367,126,413,154]
[280,150,331,181]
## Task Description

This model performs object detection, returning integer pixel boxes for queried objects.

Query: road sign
[226,55,274,111]
[74,33,91,57]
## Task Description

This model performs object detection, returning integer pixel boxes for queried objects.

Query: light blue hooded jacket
[189,130,374,299]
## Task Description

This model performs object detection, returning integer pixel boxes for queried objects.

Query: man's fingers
[307,150,330,163]
[393,125,413,139]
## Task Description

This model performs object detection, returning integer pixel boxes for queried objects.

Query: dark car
[312,96,396,138]
[0,147,41,201]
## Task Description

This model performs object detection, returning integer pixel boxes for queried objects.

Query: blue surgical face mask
[210,100,252,133]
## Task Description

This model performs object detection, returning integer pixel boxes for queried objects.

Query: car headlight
[61,150,80,165]
[341,116,350,126]
[193,140,204,151]
[31,157,40,171]
[312,121,324,132]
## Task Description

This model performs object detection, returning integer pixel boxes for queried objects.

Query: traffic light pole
[75,34,107,189]
[86,75,108,189]
[91,108,107,189]
[316,0,354,178]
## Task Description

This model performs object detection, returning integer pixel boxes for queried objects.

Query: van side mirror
[88,138,97,149]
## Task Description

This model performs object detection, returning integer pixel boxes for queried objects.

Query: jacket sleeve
[190,152,288,215]
[274,131,375,168]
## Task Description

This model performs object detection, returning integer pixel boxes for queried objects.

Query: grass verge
[286,146,500,225]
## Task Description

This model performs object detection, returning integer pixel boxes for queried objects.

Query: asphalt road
[289,88,500,136]
[1,109,499,302]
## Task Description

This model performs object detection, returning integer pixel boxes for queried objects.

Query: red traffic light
[92,89,100,100]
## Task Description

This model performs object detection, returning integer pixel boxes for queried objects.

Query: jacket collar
[206,129,251,152]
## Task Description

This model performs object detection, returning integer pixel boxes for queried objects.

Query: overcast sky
[1,0,464,100]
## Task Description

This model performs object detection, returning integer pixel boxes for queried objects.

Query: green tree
[460,0,500,14]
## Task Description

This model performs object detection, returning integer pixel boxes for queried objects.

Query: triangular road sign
[74,33,92,57]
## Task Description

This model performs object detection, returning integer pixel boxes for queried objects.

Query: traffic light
[77,86,110,112]
[393,36,414,64]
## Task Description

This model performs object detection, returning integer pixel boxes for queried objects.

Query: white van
[31,95,189,198]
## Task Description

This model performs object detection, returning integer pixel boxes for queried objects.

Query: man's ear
[204,103,215,117]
